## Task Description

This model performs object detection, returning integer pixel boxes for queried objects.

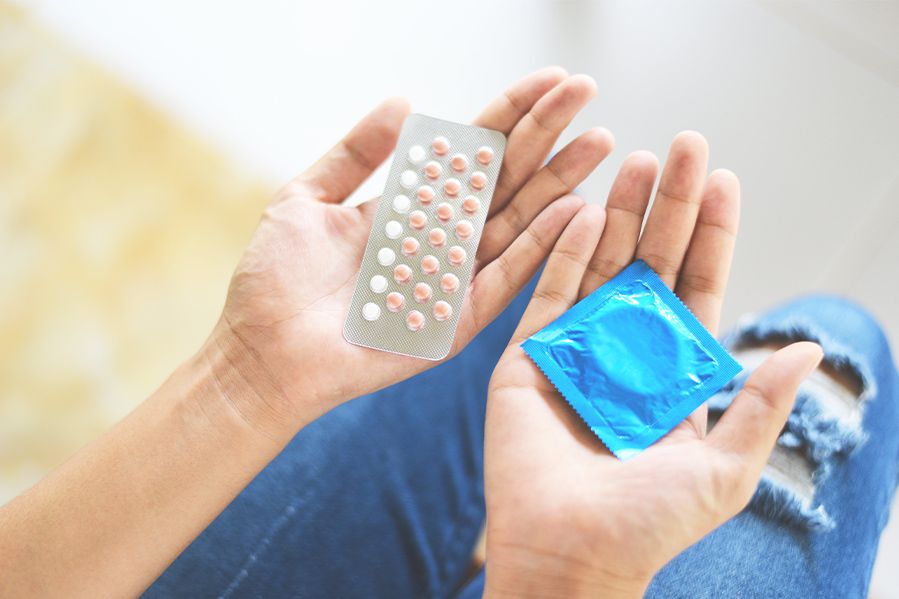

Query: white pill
[377,247,396,266]
[392,194,411,213]
[408,145,426,164]
[400,170,418,189]
[385,220,403,239]
[370,275,388,293]
[362,302,381,321]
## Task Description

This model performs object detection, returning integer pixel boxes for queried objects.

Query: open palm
[212,68,616,427]
[483,134,823,598]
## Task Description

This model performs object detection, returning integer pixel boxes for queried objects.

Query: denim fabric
[145,276,537,599]
[147,291,898,599]
[644,296,899,599]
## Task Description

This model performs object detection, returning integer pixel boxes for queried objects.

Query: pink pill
[409,210,427,230]
[414,282,433,303]
[424,161,442,180]
[450,154,468,172]
[462,195,481,214]
[401,237,419,257]
[421,254,440,275]
[440,273,459,294]
[428,227,447,248]
[417,185,435,205]
[386,292,405,312]
[431,136,450,156]
[476,146,494,165]
[455,220,474,240]
[393,264,412,284]
[444,178,461,197]
[448,245,467,266]
[433,300,453,322]
[436,202,454,222]
[470,171,487,190]
[406,310,426,331]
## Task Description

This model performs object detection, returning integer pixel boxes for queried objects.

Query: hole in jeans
[709,337,868,530]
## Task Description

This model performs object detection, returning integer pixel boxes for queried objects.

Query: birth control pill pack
[344,114,506,360]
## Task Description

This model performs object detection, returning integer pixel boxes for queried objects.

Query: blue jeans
[147,280,899,598]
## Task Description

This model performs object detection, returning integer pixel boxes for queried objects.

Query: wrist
[483,545,649,599]
[193,320,311,443]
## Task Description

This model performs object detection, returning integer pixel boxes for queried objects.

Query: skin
[0,67,821,598]
[483,135,823,598]
[215,68,613,434]
[0,68,614,597]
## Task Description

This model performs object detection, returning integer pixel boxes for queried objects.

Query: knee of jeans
[711,294,895,532]
[749,294,891,364]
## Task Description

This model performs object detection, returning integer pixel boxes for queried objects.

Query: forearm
[0,327,309,598]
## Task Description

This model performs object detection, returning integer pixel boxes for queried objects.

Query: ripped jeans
[146,278,899,599]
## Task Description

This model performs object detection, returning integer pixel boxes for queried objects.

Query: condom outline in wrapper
[521,260,742,460]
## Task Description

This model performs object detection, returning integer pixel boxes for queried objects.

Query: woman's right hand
[482,133,823,598]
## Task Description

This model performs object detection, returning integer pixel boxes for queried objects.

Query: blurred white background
[11,0,899,595]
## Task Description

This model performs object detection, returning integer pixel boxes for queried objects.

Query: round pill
[406,310,426,331]
[433,300,453,321]
[450,154,468,172]
[455,220,474,240]
[462,195,481,214]
[401,236,419,256]
[424,161,442,180]
[392,194,411,213]
[470,171,487,190]
[409,210,427,230]
[436,202,454,222]
[476,146,494,165]
[377,247,396,266]
[370,274,388,294]
[400,170,418,189]
[385,220,403,239]
[414,282,433,303]
[440,273,460,294]
[417,185,435,205]
[393,264,412,284]
[408,145,426,164]
[428,227,447,248]
[421,254,440,275]
[448,245,467,266]
[444,178,461,197]
[362,302,381,321]
[386,292,405,312]
[431,136,450,156]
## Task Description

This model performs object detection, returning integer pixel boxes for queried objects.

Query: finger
[510,203,606,342]
[473,66,569,133]
[462,195,585,344]
[708,342,823,473]
[292,97,410,204]
[490,75,598,215]
[674,169,740,335]
[478,127,615,265]
[635,131,709,288]
[578,150,658,298]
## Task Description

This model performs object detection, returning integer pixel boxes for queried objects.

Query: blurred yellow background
[0,3,271,502]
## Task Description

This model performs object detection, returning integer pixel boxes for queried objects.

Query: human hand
[204,68,615,435]
[483,133,823,598]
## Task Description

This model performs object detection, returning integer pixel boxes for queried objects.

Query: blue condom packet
[521,260,742,460]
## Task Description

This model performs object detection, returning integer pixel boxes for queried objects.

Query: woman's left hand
[209,68,615,434]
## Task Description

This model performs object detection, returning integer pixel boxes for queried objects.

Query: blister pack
[343,114,506,360]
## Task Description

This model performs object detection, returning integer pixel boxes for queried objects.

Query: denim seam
[217,495,306,598]
[432,476,485,599]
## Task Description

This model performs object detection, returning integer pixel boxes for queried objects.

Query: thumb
[708,341,823,474]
